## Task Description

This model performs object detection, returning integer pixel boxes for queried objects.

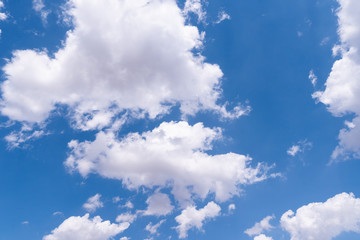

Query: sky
[1,0,360,239]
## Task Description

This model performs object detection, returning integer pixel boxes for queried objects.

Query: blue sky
[1,0,360,240]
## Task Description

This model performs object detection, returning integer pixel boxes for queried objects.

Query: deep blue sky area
[0,0,360,240]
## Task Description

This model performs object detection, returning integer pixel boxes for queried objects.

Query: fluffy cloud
[43,214,129,240]
[313,0,360,161]
[254,234,273,240]
[83,194,103,213]
[281,192,360,240]
[143,192,174,216]
[116,213,137,224]
[65,121,271,205]
[1,0,246,131]
[175,201,221,238]
[245,216,274,237]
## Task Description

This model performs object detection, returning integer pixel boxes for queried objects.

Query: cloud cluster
[175,201,221,238]
[281,192,360,240]
[66,121,271,205]
[43,214,129,240]
[313,0,360,161]
[1,0,245,131]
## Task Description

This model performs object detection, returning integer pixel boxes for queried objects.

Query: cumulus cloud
[65,121,271,205]
[183,0,206,22]
[287,139,312,157]
[145,220,165,235]
[43,214,129,240]
[33,0,51,24]
[143,192,174,216]
[313,0,360,161]
[281,192,360,240]
[175,201,221,238]
[1,0,246,132]
[254,234,273,240]
[82,194,103,213]
[245,216,274,237]
[115,213,137,224]
[332,117,360,160]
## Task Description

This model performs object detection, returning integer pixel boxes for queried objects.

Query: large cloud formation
[313,0,360,161]
[281,193,360,240]
[43,214,129,240]
[0,0,246,131]
[66,121,270,205]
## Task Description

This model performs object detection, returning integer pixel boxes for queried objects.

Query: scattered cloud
[309,70,318,87]
[287,139,312,157]
[53,212,63,216]
[281,192,360,240]
[0,1,7,21]
[82,194,103,213]
[145,220,166,235]
[32,0,51,24]
[245,215,274,237]
[66,121,272,205]
[22,221,29,225]
[228,203,236,214]
[43,214,129,240]
[215,11,230,24]
[116,213,137,224]
[183,0,206,22]
[175,201,221,238]
[313,0,360,162]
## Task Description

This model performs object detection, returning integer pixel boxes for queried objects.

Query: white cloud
[215,11,231,24]
[313,0,360,161]
[112,196,121,204]
[254,234,273,240]
[143,192,174,216]
[0,1,7,21]
[115,213,137,224]
[228,203,236,214]
[33,0,51,24]
[65,121,271,205]
[183,0,206,22]
[145,219,165,235]
[124,201,134,209]
[175,201,221,238]
[53,211,63,216]
[22,221,29,224]
[43,214,129,240]
[331,116,360,161]
[287,139,312,157]
[309,70,317,87]
[4,123,47,149]
[281,192,360,240]
[1,0,246,131]
[83,194,103,213]
[245,216,274,237]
